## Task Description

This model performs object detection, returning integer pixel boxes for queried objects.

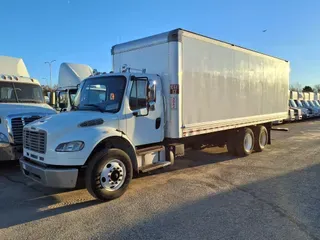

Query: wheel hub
[111,171,120,181]
[244,133,253,152]
[260,131,267,146]
[100,159,126,191]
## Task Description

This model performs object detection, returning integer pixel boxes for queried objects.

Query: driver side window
[129,80,147,110]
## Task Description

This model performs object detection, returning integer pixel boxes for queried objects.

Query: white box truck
[0,56,56,161]
[20,29,289,201]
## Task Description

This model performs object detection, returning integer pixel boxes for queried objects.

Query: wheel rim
[244,132,253,152]
[259,130,267,147]
[100,159,126,191]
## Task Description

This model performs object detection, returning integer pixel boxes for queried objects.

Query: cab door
[125,76,164,146]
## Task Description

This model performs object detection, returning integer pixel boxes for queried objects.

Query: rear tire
[85,148,133,201]
[227,137,237,155]
[253,126,268,152]
[235,128,254,157]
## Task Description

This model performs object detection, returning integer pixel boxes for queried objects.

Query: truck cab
[0,56,56,161]
[289,99,309,119]
[56,87,78,111]
[20,70,165,199]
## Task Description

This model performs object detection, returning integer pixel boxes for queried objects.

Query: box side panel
[181,35,289,129]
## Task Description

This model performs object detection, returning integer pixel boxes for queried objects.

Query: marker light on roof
[14,76,18,80]
[30,78,34,82]
[1,75,6,80]
[8,76,12,80]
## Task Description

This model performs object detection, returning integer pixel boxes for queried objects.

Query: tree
[42,85,58,96]
[302,86,313,92]
[289,82,302,92]
[314,84,320,93]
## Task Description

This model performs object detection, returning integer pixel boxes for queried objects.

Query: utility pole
[44,60,56,88]
[42,77,48,86]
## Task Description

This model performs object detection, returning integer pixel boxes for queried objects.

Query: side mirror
[148,81,156,102]
[133,108,148,117]
[148,101,156,111]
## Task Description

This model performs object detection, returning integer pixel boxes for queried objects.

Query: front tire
[235,128,254,157]
[85,149,133,201]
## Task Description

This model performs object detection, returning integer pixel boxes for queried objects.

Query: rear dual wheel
[253,126,268,152]
[227,126,268,157]
[235,128,255,157]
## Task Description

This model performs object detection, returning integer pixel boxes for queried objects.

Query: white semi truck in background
[56,63,93,111]
[20,29,289,201]
[0,56,56,161]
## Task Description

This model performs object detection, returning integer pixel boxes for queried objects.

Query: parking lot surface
[0,120,320,240]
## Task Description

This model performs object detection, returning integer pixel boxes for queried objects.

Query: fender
[85,130,138,173]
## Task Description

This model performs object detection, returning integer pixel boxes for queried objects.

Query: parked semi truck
[56,63,93,111]
[20,29,289,201]
[0,56,56,161]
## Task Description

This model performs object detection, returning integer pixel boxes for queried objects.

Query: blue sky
[0,0,319,86]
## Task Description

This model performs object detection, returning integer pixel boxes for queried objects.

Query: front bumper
[20,157,78,188]
[295,115,302,120]
[0,144,22,161]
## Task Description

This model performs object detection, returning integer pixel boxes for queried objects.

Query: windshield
[0,82,44,103]
[313,100,320,107]
[302,100,310,107]
[308,101,316,107]
[73,76,126,113]
[289,99,297,108]
[295,100,303,107]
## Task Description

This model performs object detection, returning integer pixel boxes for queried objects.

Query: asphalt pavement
[0,120,320,240]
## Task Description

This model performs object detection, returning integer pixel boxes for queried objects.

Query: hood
[26,111,119,136]
[0,103,56,117]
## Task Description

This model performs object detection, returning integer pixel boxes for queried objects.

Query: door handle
[155,118,161,129]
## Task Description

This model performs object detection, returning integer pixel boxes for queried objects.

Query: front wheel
[85,149,133,201]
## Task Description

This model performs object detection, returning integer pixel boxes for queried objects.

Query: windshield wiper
[0,99,16,103]
[84,104,105,113]
[19,99,43,103]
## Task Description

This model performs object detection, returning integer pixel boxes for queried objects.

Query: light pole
[42,77,48,86]
[44,60,56,88]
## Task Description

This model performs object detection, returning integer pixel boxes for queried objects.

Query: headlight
[0,132,9,143]
[55,141,84,152]
[0,132,9,147]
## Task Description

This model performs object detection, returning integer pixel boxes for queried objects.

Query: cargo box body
[112,29,289,139]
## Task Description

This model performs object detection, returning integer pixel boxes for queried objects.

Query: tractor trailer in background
[20,29,289,201]
[0,56,56,161]
[56,63,93,111]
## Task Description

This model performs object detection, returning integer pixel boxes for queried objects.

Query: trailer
[20,29,289,201]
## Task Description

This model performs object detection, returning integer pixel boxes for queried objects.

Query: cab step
[140,161,171,173]
[136,145,165,156]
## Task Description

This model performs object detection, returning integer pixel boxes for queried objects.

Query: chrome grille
[11,116,42,144]
[23,129,47,154]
